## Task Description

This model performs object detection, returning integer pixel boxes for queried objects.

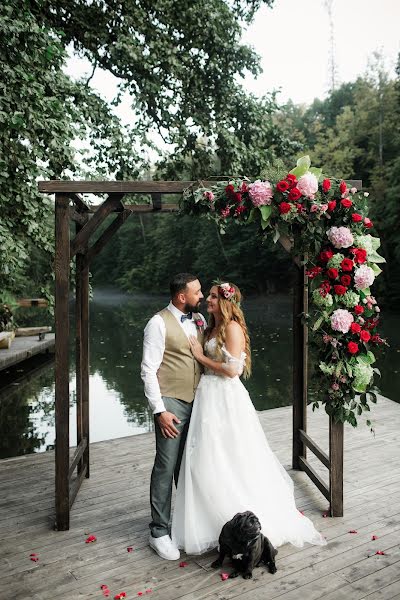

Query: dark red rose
[327,268,339,280]
[306,266,323,279]
[234,205,246,216]
[327,200,337,212]
[334,285,347,296]
[341,275,351,286]
[340,181,348,194]
[364,217,373,228]
[371,334,384,344]
[341,258,354,271]
[322,179,331,193]
[319,249,334,263]
[347,341,359,354]
[341,198,353,208]
[225,184,235,197]
[360,330,371,343]
[288,187,301,201]
[351,248,367,264]
[234,192,242,203]
[351,322,361,333]
[276,180,289,193]
[279,202,291,214]
[354,305,364,315]
[351,213,363,222]
[240,181,249,192]
[286,174,297,188]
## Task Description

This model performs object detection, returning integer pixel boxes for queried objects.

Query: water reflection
[0,288,398,458]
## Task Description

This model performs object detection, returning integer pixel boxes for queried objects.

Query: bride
[171,282,327,555]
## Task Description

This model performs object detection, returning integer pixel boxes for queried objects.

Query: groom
[141,273,206,560]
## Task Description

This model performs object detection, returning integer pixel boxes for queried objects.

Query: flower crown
[213,280,240,307]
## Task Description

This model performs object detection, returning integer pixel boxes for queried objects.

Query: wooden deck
[0,334,55,371]
[0,395,399,600]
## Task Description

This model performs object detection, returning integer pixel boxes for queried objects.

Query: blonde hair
[206,283,252,379]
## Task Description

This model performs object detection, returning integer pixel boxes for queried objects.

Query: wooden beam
[70,194,124,258]
[329,418,344,516]
[70,207,89,225]
[39,180,221,194]
[152,192,162,210]
[124,204,179,213]
[299,429,330,468]
[69,464,88,508]
[292,262,307,469]
[54,194,70,531]
[70,192,90,212]
[68,438,88,479]
[299,457,330,501]
[83,210,132,268]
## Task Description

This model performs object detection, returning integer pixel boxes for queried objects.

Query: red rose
[354,305,364,315]
[351,323,361,333]
[320,280,331,295]
[240,181,249,192]
[319,249,334,262]
[341,198,353,208]
[327,268,339,280]
[306,266,323,279]
[322,179,331,193]
[364,217,373,228]
[327,200,337,212]
[351,213,363,222]
[234,205,246,216]
[371,334,383,344]
[234,192,242,203]
[360,330,371,343]
[279,202,291,214]
[341,275,351,286]
[225,184,235,195]
[334,285,347,296]
[276,180,289,193]
[347,341,359,354]
[286,174,297,188]
[341,258,354,271]
[340,181,347,194]
[288,187,301,201]
[351,248,367,264]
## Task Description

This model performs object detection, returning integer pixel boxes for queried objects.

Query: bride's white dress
[171,337,327,554]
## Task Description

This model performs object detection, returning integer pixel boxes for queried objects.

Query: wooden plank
[124,203,179,212]
[299,429,330,468]
[54,194,70,531]
[75,227,83,477]
[81,252,90,481]
[83,209,132,268]
[0,334,55,371]
[39,180,221,194]
[16,298,48,308]
[70,192,90,212]
[68,438,88,480]
[299,456,330,500]
[69,464,87,508]
[69,207,88,225]
[330,418,344,517]
[70,194,124,258]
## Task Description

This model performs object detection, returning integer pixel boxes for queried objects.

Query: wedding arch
[39,159,385,530]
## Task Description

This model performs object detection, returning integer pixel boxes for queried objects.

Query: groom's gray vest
[157,308,204,403]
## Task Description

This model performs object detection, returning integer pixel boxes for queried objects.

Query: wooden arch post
[40,178,360,529]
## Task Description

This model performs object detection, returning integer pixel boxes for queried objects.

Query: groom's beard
[184,301,201,313]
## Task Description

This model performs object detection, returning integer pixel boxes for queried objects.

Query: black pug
[211,511,277,579]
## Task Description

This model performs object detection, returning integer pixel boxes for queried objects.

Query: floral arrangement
[218,282,236,300]
[180,156,387,427]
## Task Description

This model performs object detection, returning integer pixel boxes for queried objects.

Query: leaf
[370,263,382,276]
[273,228,280,244]
[259,205,272,223]
[289,155,311,179]
[309,167,322,180]
[246,207,257,224]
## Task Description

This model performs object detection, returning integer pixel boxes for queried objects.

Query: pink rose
[297,172,319,199]
[203,191,215,201]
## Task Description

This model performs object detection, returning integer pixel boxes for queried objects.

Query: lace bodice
[204,337,246,377]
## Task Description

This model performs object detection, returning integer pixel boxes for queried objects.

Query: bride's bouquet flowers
[180,156,387,427]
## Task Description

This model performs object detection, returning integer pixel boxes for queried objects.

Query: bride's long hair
[206,282,252,379]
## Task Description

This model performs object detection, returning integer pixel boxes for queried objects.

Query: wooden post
[292,262,307,469]
[54,194,70,531]
[81,255,90,478]
[329,418,344,516]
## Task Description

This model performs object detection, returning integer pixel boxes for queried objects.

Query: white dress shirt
[141,302,207,414]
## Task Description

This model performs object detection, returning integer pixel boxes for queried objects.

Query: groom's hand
[156,411,181,439]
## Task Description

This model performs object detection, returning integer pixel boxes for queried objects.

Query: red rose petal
[30,553,38,557]
[127,546,134,552]
[221,573,229,581]
[372,535,378,540]
[375,550,385,555]
[85,535,97,543]
[322,512,329,518]
[299,510,304,515]
[100,585,109,590]
[348,530,358,534]
[137,593,143,597]
[145,590,153,594]
[30,557,39,562]
[179,561,188,567]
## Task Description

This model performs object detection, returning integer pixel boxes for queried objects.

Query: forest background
[1,0,399,310]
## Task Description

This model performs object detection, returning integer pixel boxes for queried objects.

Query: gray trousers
[149,396,193,538]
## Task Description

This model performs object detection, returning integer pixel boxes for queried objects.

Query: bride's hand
[189,335,204,360]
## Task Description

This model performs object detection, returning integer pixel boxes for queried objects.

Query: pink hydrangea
[248,180,273,207]
[297,172,318,199]
[354,265,375,290]
[330,308,354,333]
[326,226,354,249]
[203,191,215,201]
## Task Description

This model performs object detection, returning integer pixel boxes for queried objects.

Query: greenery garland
[180,156,387,427]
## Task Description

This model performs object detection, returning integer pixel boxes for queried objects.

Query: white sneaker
[149,534,180,560]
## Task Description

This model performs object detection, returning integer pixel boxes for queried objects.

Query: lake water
[1,288,398,458]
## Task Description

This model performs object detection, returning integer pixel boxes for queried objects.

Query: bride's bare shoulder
[226,321,244,339]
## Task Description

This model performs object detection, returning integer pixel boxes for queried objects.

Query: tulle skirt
[171,374,327,554]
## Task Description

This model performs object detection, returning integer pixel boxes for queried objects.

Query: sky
[65,0,400,133]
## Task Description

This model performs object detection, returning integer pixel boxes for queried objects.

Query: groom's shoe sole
[149,537,180,560]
